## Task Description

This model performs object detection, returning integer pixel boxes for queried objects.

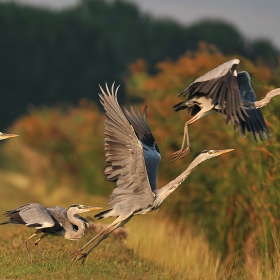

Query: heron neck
[66,208,86,240]
[153,154,206,209]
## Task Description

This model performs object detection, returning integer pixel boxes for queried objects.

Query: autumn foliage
[3,46,280,265]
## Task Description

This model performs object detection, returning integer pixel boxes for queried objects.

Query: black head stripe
[69,204,81,208]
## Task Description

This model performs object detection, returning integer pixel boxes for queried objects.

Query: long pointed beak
[214,148,234,155]
[0,133,19,140]
[83,206,103,212]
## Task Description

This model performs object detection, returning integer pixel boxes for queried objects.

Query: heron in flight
[71,83,233,264]
[172,58,280,161]
[0,132,18,140]
[1,203,102,261]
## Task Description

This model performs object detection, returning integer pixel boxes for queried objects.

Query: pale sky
[2,0,280,49]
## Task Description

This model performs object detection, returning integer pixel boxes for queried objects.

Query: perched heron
[1,203,102,261]
[172,59,280,161]
[0,132,18,140]
[71,83,233,264]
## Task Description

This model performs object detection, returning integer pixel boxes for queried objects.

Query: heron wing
[179,59,246,126]
[237,71,270,140]
[47,206,69,230]
[123,105,161,191]
[4,203,56,229]
[99,83,155,208]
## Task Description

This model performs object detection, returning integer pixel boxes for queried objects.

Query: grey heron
[172,59,280,161]
[1,203,102,261]
[0,132,18,140]
[71,83,233,264]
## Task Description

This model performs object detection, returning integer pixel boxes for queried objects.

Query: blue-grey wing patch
[237,71,270,140]
[123,105,161,191]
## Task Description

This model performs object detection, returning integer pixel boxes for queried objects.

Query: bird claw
[170,147,190,162]
[71,248,82,257]
[71,251,88,265]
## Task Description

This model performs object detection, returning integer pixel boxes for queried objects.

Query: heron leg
[24,233,38,262]
[170,117,194,161]
[171,106,215,161]
[72,215,132,265]
[34,233,48,259]
[71,224,113,259]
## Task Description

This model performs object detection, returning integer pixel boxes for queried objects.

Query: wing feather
[237,71,271,140]
[123,105,161,191]
[179,59,246,126]
[3,203,56,229]
[99,83,155,208]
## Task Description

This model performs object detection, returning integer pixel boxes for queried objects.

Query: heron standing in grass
[1,203,102,261]
[172,59,280,161]
[71,83,233,264]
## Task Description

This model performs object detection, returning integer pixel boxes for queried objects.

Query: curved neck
[153,154,207,209]
[65,208,86,240]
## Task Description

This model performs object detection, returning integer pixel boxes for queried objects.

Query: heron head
[69,204,102,214]
[201,149,234,159]
[0,132,18,140]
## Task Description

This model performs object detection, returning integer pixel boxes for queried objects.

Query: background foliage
[1,0,280,277]
[0,0,279,128]
[3,47,280,266]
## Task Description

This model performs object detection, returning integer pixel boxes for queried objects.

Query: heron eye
[209,150,215,154]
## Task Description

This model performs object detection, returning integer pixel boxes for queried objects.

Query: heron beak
[214,148,234,155]
[83,206,103,212]
[0,133,18,140]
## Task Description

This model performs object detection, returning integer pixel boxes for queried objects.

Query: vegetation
[1,2,280,274]
[124,46,280,263]
[2,48,280,276]
[0,0,279,129]
[1,170,280,279]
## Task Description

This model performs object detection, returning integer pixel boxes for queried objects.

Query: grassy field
[1,171,280,279]
[0,171,212,279]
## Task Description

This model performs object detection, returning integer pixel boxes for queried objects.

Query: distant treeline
[0,0,279,128]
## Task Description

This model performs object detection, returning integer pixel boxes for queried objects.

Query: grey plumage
[1,203,101,261]
[71,83,233,264]
[172,59,280,160]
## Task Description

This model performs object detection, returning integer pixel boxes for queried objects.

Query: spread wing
[123,105,161,191]
[237,71,270,141]
[3,203,56,229]
[99,83,155,208]
[179,59,246,126]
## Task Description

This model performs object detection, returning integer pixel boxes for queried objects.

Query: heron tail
[94,208,113,220]
[174,100,188,112]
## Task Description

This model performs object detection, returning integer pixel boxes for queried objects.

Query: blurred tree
[124,47,280,263]
[0,0,278,130]
[2,45,280,264]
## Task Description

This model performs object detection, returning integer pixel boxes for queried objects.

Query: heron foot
[170,147,190,162]
[71,248,85,264]
[71,251,88,265]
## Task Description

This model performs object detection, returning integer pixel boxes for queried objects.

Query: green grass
[1,171,280,280]
[0,223,180,280]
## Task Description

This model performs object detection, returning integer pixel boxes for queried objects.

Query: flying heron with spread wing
[172,59,280,161]
[1,203,102,261]
[71,83,233,264]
